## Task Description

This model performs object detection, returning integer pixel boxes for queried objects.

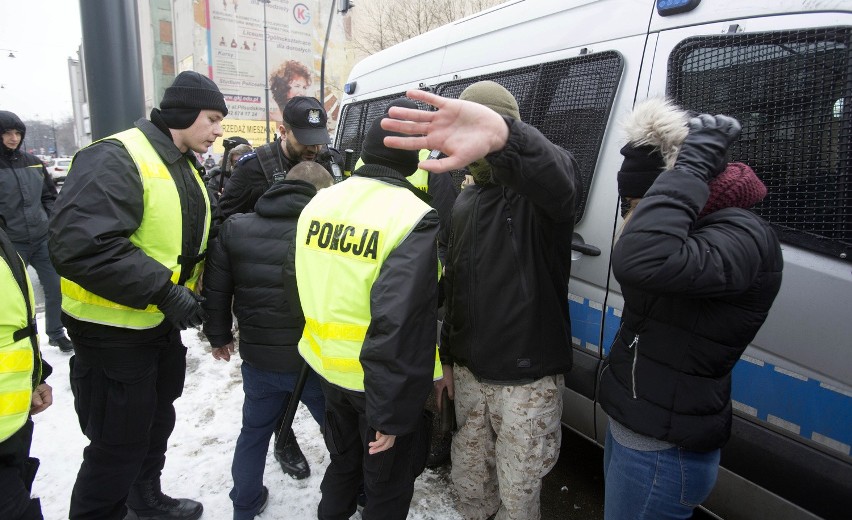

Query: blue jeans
[230,362,325,520]
[14,239,63,339]
[603,428,719,520]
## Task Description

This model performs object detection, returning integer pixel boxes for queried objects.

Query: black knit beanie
[360,100,419,175]
[159,71,228,129]
[616,143,666,198]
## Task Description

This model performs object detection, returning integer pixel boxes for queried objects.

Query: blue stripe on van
[567,295,621,356]
[568,295,603,355]
[567,294,852,456]
[732,360,852,454]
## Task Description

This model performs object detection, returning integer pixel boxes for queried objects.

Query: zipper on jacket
[627,334,639,399]
[502,189,529,297]
[469,193,480,369]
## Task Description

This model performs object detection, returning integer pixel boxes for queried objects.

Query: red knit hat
[699,162,767,218]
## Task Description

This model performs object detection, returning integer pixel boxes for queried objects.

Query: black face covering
[468,159,494,186]
[616,143,666,199]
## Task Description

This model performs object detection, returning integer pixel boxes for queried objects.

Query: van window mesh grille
[436,51,624,222]
[668,28,851,260]
[335,51,624,223]
[335,93,433,174]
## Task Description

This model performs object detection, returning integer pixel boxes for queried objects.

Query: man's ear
[278,124,287,140]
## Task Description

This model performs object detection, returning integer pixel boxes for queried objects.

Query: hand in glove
[675,114,742,182]
[157,284,207,330]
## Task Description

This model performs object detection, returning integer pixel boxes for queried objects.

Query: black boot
[126,479,203,520]
[274,429,310,479]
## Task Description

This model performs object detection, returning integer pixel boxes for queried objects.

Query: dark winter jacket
[202,179,316,372]
[440,117,579,383]
[0,111,58,245]
[48,114,221,340]
[599,168,783,452]
[427,171,458,267]
[218,139,343,218]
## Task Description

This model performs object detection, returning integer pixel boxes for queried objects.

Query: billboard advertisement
[181,0,354,154]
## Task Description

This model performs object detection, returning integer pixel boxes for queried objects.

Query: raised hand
[381,89,509,173]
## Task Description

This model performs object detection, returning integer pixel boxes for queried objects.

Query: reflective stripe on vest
[61,128,211,329]
[354,150,430,193]
[0,254,36,442]
[296,177,442,391]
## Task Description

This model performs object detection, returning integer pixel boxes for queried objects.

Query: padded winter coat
[599,168,783,451]
[202,179,315,372]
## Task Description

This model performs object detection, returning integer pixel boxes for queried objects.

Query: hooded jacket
[600,100,783,451]
[440,117,579,383]
[0,111,58,244]
[202,179,316,372]
[600,162,783,452]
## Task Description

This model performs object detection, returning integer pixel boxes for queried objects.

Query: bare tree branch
[350,0,504,55]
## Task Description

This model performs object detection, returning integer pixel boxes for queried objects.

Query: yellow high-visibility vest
[295,176,442,391]
[61,128,211,329]
[0,251,37,442]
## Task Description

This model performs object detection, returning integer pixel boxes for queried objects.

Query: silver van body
[335,1,852,518]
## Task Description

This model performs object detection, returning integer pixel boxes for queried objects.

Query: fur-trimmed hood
[620,98,688,170]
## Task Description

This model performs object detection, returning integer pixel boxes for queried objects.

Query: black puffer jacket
[600,168,783,451]
[440,117,579,383]
[202,179,316,372]
[0,111,58,244]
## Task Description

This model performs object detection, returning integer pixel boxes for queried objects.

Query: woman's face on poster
[288,75,309,99]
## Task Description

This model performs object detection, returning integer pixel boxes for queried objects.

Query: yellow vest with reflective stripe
[295,177,442,391]
[354,149,431,193]
[60,128,211,329]
[0,253,37,442]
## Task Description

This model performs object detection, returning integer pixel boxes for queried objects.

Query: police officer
[49,71,225,520]
[0,224,53,520]
[295,110,440,520]
[218,96,343,218]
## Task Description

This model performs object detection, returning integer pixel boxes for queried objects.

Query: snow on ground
[30,313,462,520]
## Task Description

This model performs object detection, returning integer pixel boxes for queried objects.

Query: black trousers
[0,419,43,520]
[68,329,186,520]
[318,382,430,520]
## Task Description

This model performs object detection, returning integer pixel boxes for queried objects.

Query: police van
[333,1,851,518]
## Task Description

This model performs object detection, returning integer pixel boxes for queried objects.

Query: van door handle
[571,233,601,257]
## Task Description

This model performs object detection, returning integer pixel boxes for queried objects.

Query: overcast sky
[0,0,82,121]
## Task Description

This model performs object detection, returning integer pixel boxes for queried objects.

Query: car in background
[49,157,72,184]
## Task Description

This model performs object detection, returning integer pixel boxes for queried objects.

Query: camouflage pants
[451,365,563,520]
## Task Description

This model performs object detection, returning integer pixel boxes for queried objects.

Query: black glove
[157,285,207,330]
[675,114,742,182]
